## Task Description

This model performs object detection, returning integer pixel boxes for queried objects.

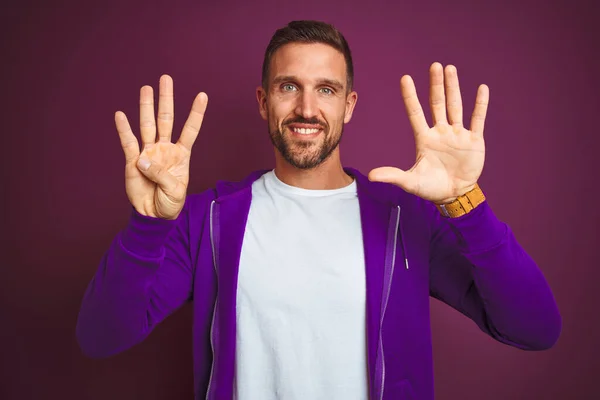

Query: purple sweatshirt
[76,167,561,400]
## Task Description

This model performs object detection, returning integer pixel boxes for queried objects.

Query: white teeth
[292,127,320,134]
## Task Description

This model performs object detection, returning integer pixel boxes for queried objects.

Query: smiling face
[257,42,358,170]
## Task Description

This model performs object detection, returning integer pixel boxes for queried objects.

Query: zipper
[379,205,401,400]
[206,200,218,400]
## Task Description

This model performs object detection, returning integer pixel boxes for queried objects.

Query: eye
[319,87,334,95]
[282,84,297,92]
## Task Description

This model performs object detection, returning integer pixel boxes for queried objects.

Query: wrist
[435,183,486,218]
[120,206,178,257]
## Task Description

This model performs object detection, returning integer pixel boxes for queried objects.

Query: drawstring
[398,207,409,270]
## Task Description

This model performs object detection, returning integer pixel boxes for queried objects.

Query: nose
[295,90,318,119]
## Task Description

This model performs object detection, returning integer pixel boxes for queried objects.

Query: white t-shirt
[234,170,368,400]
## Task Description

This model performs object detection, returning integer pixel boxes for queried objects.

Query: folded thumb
[138,157,151,171]
[136,157,178,192]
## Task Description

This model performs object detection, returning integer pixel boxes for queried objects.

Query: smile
[292,127,320,134]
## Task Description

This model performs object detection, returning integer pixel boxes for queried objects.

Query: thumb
[137,157,180,193]
[368,166,418,193]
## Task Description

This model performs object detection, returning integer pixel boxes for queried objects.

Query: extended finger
[470,84,489,135]
[429,62,447,125]
[444,65,463,127]
[139,85,156,148]
[115,111,140,164]
[178,92,208,151]
[157,75,174,143]
[369,166,419,194]
[400,75,429,137]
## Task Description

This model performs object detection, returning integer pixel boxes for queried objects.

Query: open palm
[115,75,208,220]
[369,63,489,204]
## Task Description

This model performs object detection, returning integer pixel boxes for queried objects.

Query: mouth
[286,124,324,139]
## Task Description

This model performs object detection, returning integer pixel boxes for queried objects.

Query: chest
[237,194,366,314]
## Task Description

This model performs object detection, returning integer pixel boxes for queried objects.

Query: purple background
[2,0,598,398]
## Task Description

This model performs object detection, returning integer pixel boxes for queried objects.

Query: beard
[268,115,344,170]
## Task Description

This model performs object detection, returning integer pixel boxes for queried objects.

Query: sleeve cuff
[442,201,508,254]
[119,206,178,258]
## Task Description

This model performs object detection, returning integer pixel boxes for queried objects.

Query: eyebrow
[272,75,345,92]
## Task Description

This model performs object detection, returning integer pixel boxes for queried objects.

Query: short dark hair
[261,20,354,92]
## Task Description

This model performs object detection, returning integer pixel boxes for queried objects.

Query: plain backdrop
[1,0,599,398]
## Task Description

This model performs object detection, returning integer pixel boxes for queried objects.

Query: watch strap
[435,184,486,218]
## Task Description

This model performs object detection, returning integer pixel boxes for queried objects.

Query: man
[76,20,561,400]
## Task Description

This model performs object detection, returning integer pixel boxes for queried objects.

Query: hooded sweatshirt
[76,167,562,400]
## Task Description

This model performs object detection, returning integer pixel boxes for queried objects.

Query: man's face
[257,42,358,170]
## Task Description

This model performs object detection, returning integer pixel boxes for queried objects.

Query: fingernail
[138,158,151,170]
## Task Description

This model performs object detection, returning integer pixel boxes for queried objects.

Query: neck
[273,149,353,190]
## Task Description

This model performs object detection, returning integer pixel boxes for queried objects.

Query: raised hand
[368,62,489,204]
[115,75,208,220]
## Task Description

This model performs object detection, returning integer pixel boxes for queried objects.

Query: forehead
[269,42,347,84]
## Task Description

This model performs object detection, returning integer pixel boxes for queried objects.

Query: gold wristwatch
[435,184,486,218]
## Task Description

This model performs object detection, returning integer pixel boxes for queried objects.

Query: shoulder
[183,168,271,212]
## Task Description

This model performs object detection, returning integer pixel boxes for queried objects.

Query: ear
[256,86,268,121]
[344,90,358,123]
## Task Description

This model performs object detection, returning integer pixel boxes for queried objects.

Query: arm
[427,200,562,350]
[76,195,203,358]
[77,73,210,358]
[366,62,561,349]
